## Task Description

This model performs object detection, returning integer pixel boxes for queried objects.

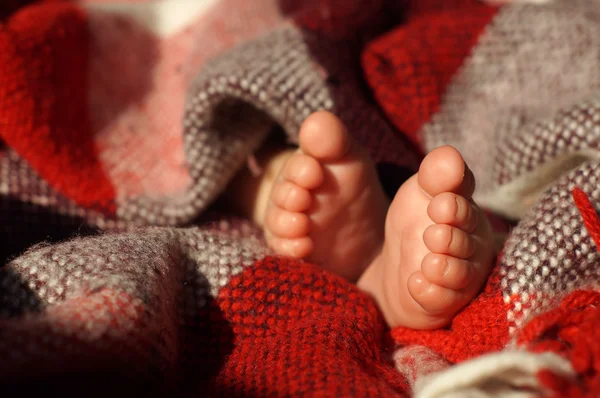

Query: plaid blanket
[1,0,599,396]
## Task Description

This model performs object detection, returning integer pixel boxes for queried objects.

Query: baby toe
[407,271,464,316]
[417,146,475,198]
[421,253,473,290]
[427,192,477,233]
[271,181,312,212]
[423,224,475,259]
[266,207,310,239]
[283,153,324,190]
[266,235,314,259]
[299,111,351,162]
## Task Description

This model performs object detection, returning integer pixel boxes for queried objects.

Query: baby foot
[358,146,494,329]
[264,111,389,281]
[262,111,494,329]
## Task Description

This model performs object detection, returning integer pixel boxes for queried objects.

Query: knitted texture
[363,0,600,395]
[0,0,414,396]
[365,0,600,220]
[2,0,600,396]
[0,0,419,262]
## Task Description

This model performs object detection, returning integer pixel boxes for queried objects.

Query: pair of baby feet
[258,112,494,330]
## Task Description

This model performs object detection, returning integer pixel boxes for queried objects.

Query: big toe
[298,111,352,162]
[418,146,475,198]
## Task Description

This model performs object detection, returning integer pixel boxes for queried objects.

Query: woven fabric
[0,0,419,262]
[364,0,600,395]
[2,0,600,396]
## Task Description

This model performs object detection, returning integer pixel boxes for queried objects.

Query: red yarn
[0,3,116,214]
[361,0,497,148]
[519,291,600,397]
[572,187,600,251]
[522,188,600,397]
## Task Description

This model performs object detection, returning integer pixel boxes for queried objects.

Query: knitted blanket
[1,0,599,396]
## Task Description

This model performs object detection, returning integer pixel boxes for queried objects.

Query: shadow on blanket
[0,263,235,396]
[0,198,99,265]
[276,0,423,172]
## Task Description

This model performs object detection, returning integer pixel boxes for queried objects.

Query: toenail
[447,227,455,250]
[442,256,451,276]
[421,281,434,295]
[414,274,434,295]
[457,196,477,232]
[447,227,474,257]
[454,196,462,220]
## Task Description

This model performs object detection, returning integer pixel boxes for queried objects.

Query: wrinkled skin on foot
[358,146,494,329]
[264,112,494,329]
[264,111,388,281]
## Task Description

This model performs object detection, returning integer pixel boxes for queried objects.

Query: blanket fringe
[413,351,574,398]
